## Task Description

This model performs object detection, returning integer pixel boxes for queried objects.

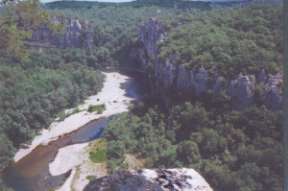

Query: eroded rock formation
[84,168,213,191]
[30,17,93,48]
[138,18,282,109]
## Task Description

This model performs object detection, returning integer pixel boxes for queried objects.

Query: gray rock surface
[31,17,93,48]
[84,168,213,191]
[139,18,165,59]
[228,74,256,107]
[264,73,283,109]
[138,18,283,109]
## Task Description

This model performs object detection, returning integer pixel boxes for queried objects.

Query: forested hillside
[104,103,282,191]
[136,4,283,110]
[0,0,283,191]
[158,5,282,76]
[0,50,104,162]
[98,4,282,191]
[0,2,104,190]
[46,4,178,68]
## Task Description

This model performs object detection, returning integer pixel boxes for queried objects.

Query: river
[2,72,142,191]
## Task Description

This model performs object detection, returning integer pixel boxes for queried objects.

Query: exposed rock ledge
[84,168,213,191]
[30,16,93,48]
[138,18,282,109]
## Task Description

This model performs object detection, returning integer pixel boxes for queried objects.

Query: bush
[88,104,106,114]
[89,139,107,163]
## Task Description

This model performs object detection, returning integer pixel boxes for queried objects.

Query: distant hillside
[44,0,252,10]
[44,0,282,10]
[43,1,118,9]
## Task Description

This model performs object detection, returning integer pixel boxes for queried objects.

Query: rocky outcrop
[262,72,283,109]
[139,18,166,59]
[138,19,283,109]
[30,17,93,48]
[228,73,256,107]
[84,168,213,191]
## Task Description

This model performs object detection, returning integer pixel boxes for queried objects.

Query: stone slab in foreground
[84,168,213,191]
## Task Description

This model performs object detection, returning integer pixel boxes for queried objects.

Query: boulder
[84,168,213,191]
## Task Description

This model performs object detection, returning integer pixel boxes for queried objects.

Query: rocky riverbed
[4,72,140,191]
[3,71,213,191]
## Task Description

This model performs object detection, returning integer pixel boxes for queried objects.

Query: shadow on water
[120,70,148,99]
[3,118,107,191]
[3,73,142,191]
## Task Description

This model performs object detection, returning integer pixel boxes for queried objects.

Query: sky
[41,0,136,3]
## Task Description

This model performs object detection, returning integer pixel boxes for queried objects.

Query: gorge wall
[137,18,283,109]
[30,17,93,48]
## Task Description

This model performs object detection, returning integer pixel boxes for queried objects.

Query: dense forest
[0,0,283,191]
[0,2,104,190]
[104,102,282,191]
[46,2,282,76]
[46,4,178,69]
[0,50,104,152]
[158,5,282,76]
[96,3,281,191]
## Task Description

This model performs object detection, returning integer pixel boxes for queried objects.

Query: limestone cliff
[30,16,93,48]
[138,18,282,109]
[84,168,213,191]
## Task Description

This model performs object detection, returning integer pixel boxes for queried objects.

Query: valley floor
[13,72,138,190]
[14,72,136,163]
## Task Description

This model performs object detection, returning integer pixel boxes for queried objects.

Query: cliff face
[138,18,282,109]
[84,168,213,191]
[30,17,93,48]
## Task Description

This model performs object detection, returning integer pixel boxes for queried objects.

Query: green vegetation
[104,103,282,191]
[0,0,60,60]
[57,107,83,122]
[0,51,104,165]
[46,3,282,77]
[159,5,282,76]
[0,1,282,191]
[0,53,104,190]
[46,3,178,69]
[89,139,107,163]
[0,2,104,190]
[88,104,106,114]
[45,0,212,10]
[77,8,283,191]
[86,175,96,181]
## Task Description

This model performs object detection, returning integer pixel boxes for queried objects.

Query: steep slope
[30,17,93,48]
[137,6,282,109]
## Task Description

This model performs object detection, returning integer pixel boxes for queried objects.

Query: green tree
[0,0,49,59]
[177,140,200,166]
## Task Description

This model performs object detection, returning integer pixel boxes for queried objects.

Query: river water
[2,72,142,191]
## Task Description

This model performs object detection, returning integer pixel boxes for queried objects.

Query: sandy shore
[54,140,108,191]
[50,72,139,191]
[49,143,89,176]
[14,72,136,163]
[12,71,213,191]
